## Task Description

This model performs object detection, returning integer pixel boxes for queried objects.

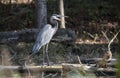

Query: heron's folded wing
[32,24,53,53]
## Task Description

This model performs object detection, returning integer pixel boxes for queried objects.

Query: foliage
[65,0,117,20]
[0,0,118,32]
[0,3,36,31]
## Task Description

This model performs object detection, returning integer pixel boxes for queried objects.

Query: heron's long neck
[50,19,58,29]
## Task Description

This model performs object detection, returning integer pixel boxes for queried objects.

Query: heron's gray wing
[32,24,54,53]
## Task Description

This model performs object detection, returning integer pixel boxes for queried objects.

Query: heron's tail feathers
[32,44,41,53]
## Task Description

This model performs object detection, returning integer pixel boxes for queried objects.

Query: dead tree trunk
[36,0,47,29]
[59,0,65,28]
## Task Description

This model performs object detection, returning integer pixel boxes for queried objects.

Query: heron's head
[51,14,67,21]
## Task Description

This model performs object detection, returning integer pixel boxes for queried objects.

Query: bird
[31,14,66,65]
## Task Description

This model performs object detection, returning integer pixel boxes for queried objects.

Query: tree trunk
[36,0,47,29]
[59,0,65,28]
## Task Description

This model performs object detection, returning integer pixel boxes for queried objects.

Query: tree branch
[101,31,110,42]
[108,30,120,52]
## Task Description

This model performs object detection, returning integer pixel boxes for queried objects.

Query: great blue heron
[32,14,66,65]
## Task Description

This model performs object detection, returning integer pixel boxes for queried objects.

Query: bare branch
[101,31,110,42]
[110,31,119,42]
[77,55,82,65]
[83,31,95,39]
[108,30,120,52]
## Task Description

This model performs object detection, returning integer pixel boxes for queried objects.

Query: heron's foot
[41,62,49,66]
[47,61,54,66]
[40,61,53,66]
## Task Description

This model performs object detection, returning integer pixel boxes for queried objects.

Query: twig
[110,31,119,42]
[101,31,110,42]
[100,71,110,76]
[8,47,17,61]
[24,53,33,78]
[42,72,44,78]
[44,73,52,78]
[108,30,120,52]
[83,31,95,39]
[77,55,82,65]
[52,73,58,78]
[25,66,32,78]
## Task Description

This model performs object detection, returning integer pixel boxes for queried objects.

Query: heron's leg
[43,46,45,65]
[45,44,50,65]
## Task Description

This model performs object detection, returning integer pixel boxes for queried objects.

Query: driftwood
[81,58,116,65]
[0,63,117,71]
[0,63,117,76]
[0,28,76,44]
[96,30,120,68]
[0,65,62,72]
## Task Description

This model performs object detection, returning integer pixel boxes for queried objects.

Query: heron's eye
[56,16,60,18]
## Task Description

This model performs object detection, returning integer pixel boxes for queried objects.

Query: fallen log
[0,28,76,44]
[0,64,117,73]
[0,65,62,72]
[67,58,116,68]
[81,58,116,64]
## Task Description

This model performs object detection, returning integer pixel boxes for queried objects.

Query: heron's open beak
[57,15,68,18]
[56,15,68,21]
[55,18,61,21]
